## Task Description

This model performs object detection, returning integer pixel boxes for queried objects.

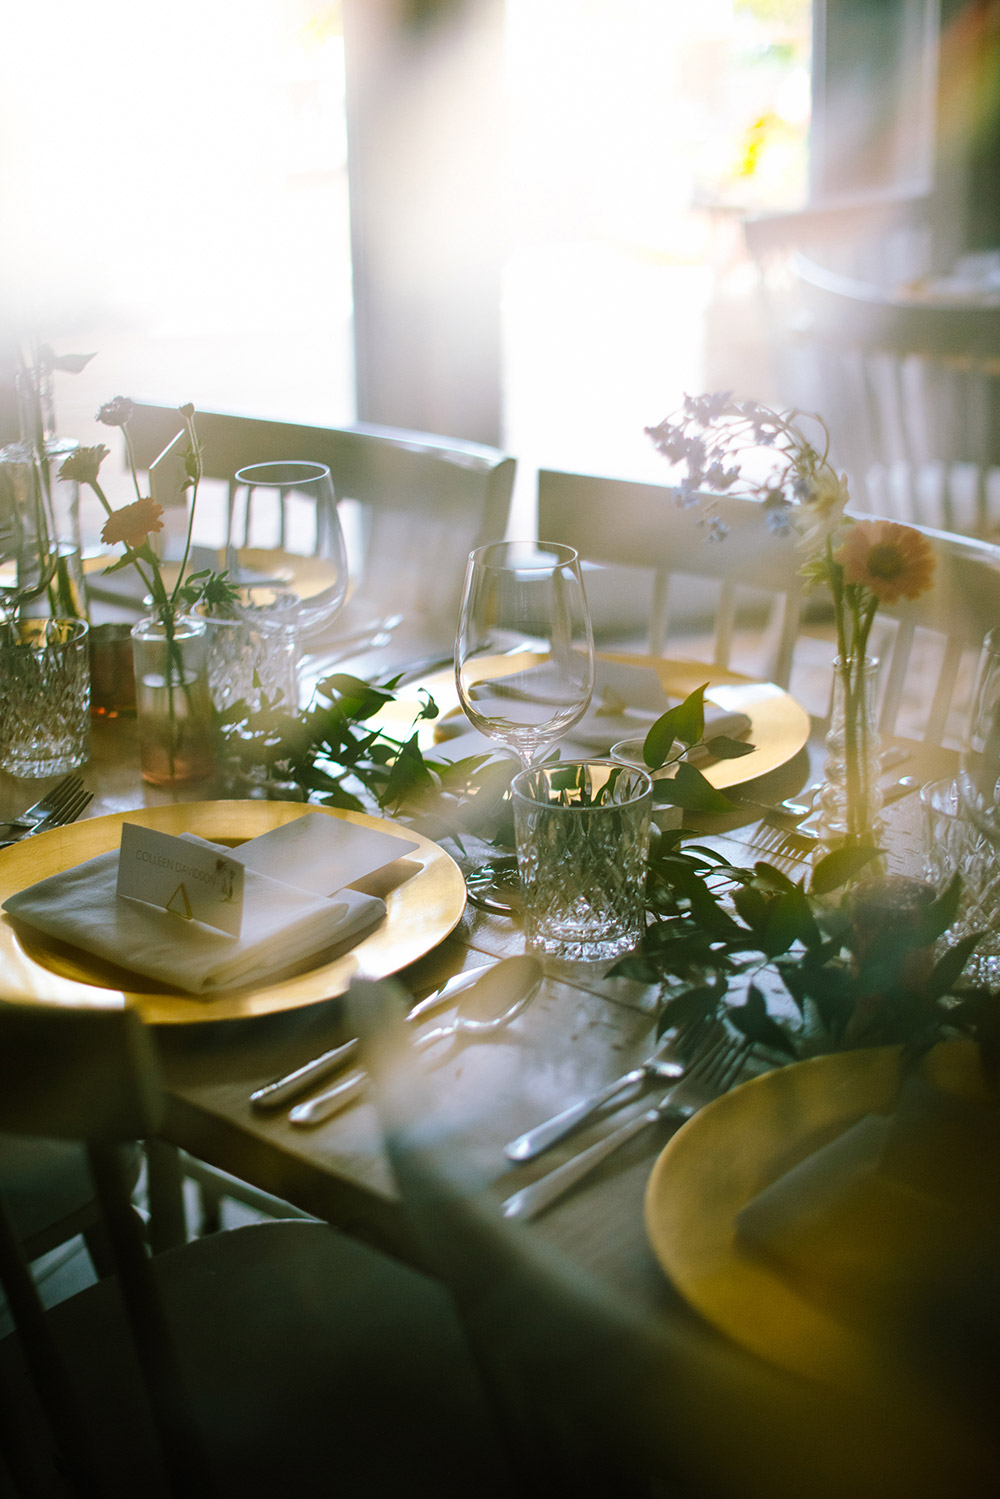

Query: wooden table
[0,677,948,1319]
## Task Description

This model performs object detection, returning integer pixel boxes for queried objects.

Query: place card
[116,823,245,936]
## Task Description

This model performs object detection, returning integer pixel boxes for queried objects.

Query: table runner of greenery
[224,670,999,1082]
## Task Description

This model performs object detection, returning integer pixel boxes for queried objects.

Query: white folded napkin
[571,704,752,759]
[573,659,752,756]
[735,1073,1000,1329]
[220,812,419,894]
[1,813,417,995]
[438,658,751,762]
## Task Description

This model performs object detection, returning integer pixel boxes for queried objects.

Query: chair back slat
[647,571,670,657]
[127,405,515,635]
[714,582,737,673]
[538,469,805,687]
[877,618,916,740]
[925,635,967,748]
[539,467,1000,747]
[0,1004,163,1144]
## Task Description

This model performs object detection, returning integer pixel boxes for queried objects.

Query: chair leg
[81,1217,116,1280]
[196,1180,223,1237]
[144,1141,188,1254]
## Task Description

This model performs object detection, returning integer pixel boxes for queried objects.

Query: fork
[0,775,84,839]
[500,1033,750,1221]
[753,776,920,858]
[288,957,542,1127]
[502,1019,715,1162]
[0,783,93,850]
[747,746,911,825]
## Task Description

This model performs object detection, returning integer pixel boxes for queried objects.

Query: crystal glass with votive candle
[512,758,652,962]
[0,618,90,776]
[609,736,684,830]
[921,775,1000,983]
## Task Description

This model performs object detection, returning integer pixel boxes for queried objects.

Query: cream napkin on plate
[436,658,751,761]
[735,1073,1000,1330]
[571,659,752,756]
[2,814,416,995]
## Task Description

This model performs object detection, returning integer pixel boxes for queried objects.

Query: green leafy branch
[216,668,516,842]
[639,682,756,815]
[613,827,999,1073]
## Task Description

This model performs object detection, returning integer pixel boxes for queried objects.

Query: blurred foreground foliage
[614,831,1000,1086]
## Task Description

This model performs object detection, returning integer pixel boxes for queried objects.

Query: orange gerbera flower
[837,519,935,603]
[100,498,164,550]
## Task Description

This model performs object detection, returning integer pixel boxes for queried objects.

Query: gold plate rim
[422,653,810,790]
[0,802,466,1025]
[606,653,810,788]
[643,1041,985,1390]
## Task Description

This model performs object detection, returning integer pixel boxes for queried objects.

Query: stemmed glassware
[959,626,1000,839]
[945,626,1000,981]
[230,461,349,641]
[455,540,595,910]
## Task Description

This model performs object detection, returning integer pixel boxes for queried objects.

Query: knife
[248,961,499,1110]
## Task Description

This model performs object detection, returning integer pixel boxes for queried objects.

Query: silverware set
[743,744,911,827]
[752,775,920,859]
[0,776,93,850]
[250,955,543,1126]
[252,952,752,1219]
[501,1032,751,1221]
[503,1025,707,1163]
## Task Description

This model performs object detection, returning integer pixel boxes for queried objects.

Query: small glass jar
[131,615,217,785]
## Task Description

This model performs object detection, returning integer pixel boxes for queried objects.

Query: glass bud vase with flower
[645,394,937,854]
[811,518,935,847]
[0,339,96,623]
[60,400,222,785]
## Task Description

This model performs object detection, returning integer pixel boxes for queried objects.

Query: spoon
[288,954,543,1127]
[250,961,504,1110]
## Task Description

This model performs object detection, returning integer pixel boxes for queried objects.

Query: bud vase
[0,364,88,622]
[817,654,883,846]
[0,452,87,621]
[131,615,217,785]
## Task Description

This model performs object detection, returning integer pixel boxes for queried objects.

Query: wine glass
[230,462,349,640]
[455,539,595,910]
[954,627,1000,980]
[958,627,1000,837]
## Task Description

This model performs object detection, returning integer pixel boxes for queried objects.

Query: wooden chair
[864,520,1000,747]
[125,405,516,655]
[0,1139,141,1285]
[537,469,806,686]
[743,199,1000,539]
[0,1001,509,1498]
[537,468,1000,746]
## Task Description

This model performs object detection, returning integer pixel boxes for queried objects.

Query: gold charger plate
[164,548,343,604]
[421,652,809,790]
[0,802,466,1026]
[643,1041,987,1391]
